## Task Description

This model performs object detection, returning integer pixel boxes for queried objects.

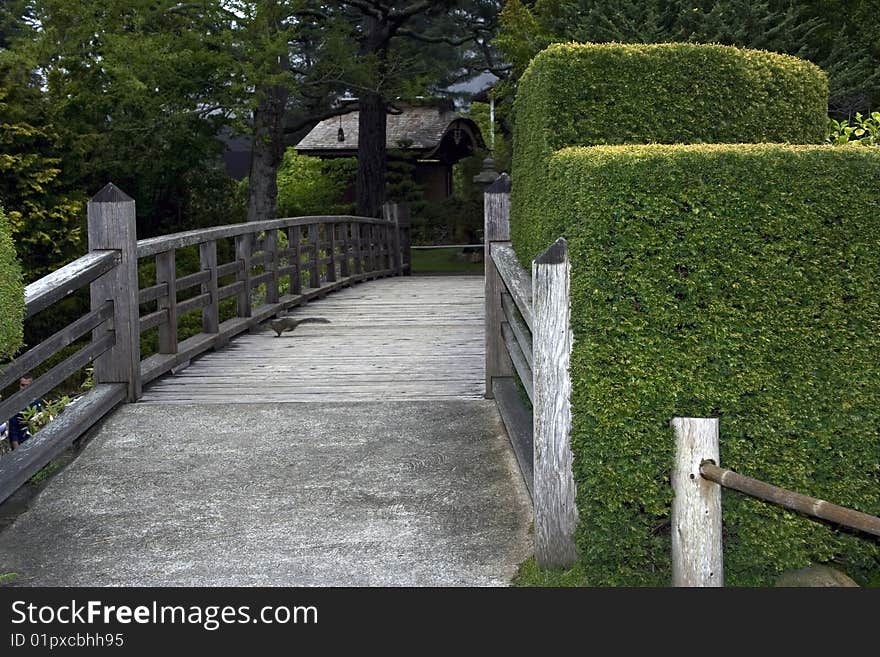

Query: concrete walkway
[0,275,533,586]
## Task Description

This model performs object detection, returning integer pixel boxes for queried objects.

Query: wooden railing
[0,183,411,504]
[483,173,579,569]
[670,417,880,587]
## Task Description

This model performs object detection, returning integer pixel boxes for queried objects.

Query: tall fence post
[88,183,141,401]
[532,238,578,568]
[383,202,402,276]
[671,417,723,587]
[484,174,514,399]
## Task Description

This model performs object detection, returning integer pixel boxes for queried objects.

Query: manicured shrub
[511,42,829,252]
[0,205,25,360]
[514,143,880,585]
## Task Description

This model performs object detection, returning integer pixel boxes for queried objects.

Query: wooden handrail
[490,242,534,331]
[136,214,389,257]
[24,251,120,319]
[700,462,880,537]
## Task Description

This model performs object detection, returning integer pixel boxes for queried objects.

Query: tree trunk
[356,90,387,218]
[247,83,288,223]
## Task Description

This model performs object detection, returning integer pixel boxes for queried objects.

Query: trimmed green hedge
[511,42,828,253]
[515,144,880,586]
[0,205,25,360]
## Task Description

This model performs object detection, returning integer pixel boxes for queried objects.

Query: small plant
[21,395,71,435]
[827,112,880,146]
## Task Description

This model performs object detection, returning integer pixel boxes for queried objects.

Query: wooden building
[294,101,485,203]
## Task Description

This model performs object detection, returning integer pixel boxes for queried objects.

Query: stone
[774,565,859,587]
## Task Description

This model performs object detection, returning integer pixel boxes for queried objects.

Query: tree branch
[394,28,477,46]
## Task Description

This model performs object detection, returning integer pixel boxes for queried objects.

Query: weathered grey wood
[88,183,142,401]
[491,243,533,331]
[217,260,243,279]
[308,224,321,287]
[484,174,514,398]
[217,281,246,301]
[501,291,533,369]
[264,229,279,303]
[338,223,351,278]
[0,332,115,424]
[351,222,363,276]
[136,215,391,258]
[140,276,485,403]
[326,224,337,282]
[383,203,401,275]
[700,462,880,538]
[0,383,126,504]
[492,377,534,499]
[156,250,177,354]
[397,203,412,276]
[0,301,114,390]
[501,321,534,403]
[671,417,723,587]
[176,292,211,317]
[24,251,119,319]
[139,308,168,333]
[138,282,168,305]
[235,234,252,317]
[532,237,578,569]
[288,226,303,295]
[250,271,276,287]
[200,240,220,334]
[173,269,210,292]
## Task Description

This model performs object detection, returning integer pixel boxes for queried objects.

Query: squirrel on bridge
[269,316,331,337]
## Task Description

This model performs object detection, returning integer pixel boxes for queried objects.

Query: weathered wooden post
[671,417,723,587]
[234,233,252,317]
[156,249,177,354]
[264,229,280,302]
[88,183,142,401]
[532,237,579,568]
[200,240,220,334]
[382,202,402,276]
[483,173,514,398]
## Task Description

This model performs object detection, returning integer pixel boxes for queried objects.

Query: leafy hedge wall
[516,144,880,586]
[0,205,25,360]
[511,42,828,252]
[509,43,877,586]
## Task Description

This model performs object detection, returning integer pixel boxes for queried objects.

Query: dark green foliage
[513,143,880,586]
[0,205,24,360]
[276,149,356,218]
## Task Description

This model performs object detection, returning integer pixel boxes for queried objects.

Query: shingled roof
[295,104,484,159]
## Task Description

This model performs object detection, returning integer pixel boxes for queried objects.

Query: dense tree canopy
[497,0,880,117]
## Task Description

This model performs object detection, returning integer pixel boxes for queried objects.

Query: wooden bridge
[0,178,579,585]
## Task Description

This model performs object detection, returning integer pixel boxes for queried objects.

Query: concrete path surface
[0,400,533,586]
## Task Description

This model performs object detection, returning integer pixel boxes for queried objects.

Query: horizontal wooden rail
[0,332,115,423]
[139,309,168,333]
[490,242,533,330]
[24,251,120,319]
[501,322,534,403]
[138,282,168,305]
[700,462,880,538]
[0,301,114,391]
[136,214,390,257]
[0,383,126,503]
[411,243,484,250]
[501,292,533,369]
[175,269,211,292]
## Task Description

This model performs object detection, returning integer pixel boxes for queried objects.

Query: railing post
[484,173,514,398]
[264,229,279,303]
[338,222,350,278]
[326,223,337,282]
[308,223,320,287]
[671,417,723,587]
[156,249,177,354]
[532,237,578,569]
[399,204,411,276]
[235,233,252,317]
[352,222,363,276]
[88,183,141,401]
[288,226,302,295]
[383,201,409,276]
[200,240,220,334]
